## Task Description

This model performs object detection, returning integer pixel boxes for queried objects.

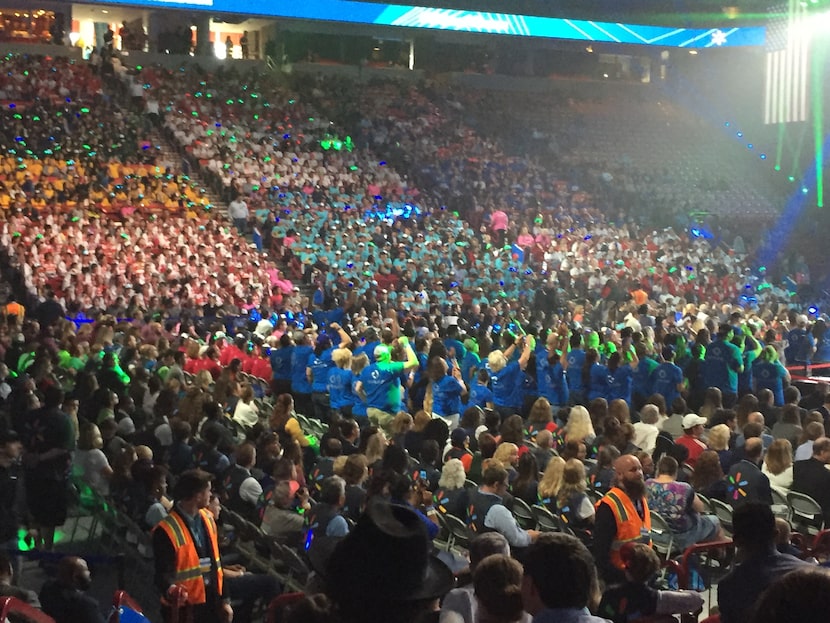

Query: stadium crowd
[0,51,829,623]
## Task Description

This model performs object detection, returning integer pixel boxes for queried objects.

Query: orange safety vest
[596,486,652,570]
[155,509,224,605]
[4,302,24,320]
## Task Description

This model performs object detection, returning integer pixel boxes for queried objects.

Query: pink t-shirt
[491,210,508,232]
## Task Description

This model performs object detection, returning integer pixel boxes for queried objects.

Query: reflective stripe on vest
[155,509,224,605]
[597,487,652,569]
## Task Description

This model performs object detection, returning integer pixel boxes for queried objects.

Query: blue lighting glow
[79,0,766,47]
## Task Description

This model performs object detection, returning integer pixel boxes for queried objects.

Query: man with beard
[593,454,652,584]
[40,557,106,623]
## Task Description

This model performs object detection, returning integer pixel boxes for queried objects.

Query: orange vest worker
[596,486,652,570]
[155,508,224,606]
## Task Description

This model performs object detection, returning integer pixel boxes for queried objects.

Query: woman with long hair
[537,456,566,511]
[269,393,309,449]
[562,405,596,449]
[753,345,791,406]
[557,459,594,531]
[511,452,539,506]
[762,438,794,492]
[690,450,728,501]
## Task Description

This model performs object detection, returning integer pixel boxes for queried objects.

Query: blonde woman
[434,458,469,517]
[706,423,735,472]
[562,405,596,450]
[537,456,566,511]
[557,459,595,530]
[329,348,354,419]
[762,438,794,491]
[487,335,532,421]
[365,430,388,470]
[492,442,519,482]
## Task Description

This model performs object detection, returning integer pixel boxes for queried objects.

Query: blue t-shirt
[489,360,522,408]
[432,375,463,416]
[443,338,467,361]
[327,367,353,409]
[649,362,684,407]
[566,349,586,393]
[587,363,609,401]
[633,357,658,399]
[290,345,314,394]
[355,340,380,364]
[309,348,335,393]
[702,339,743,394]
[469,384,494,408]
[359,361,406,413]
[460,351,481,386]
[269,345,293,380]
[350,374,367,417]
[606,365,634,406]
[785,328,815,364]
[537,355,569,406]
[752,360,788,406]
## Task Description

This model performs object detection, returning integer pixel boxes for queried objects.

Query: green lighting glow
[813,38,825,207]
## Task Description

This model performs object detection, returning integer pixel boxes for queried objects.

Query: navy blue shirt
[290,345,314,394]
[269,345,293,380]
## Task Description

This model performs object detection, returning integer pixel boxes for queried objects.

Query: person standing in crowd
[355,337,418,434]
[23,386,74,552]
[702,325,744,409]
[153,470,231,623]
[228,193,249,234]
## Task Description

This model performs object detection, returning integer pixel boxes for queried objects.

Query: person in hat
[319,499,455,623]
[153,469,231,623]
[446,428,473,471]
[593,454,652,585]
[521,533,608,622]
[676,414,707,468]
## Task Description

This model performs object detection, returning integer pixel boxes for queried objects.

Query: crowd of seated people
[2,291,830,621]
[1,51,830,623]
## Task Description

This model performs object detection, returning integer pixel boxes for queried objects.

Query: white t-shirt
[72,449,110,496]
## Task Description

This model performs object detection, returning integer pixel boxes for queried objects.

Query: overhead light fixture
[586,45,593,53]
[689,50,698,55]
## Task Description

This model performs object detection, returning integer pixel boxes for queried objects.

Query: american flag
[764,0,809,124]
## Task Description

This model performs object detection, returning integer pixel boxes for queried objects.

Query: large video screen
[79,0,766,48]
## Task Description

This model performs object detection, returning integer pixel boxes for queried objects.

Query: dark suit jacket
[727,460,772,507]
[792,457,830,523]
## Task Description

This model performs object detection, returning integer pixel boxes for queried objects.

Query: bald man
[593,454,653,584]
[40,556,105,623]
[727,436,773,507]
